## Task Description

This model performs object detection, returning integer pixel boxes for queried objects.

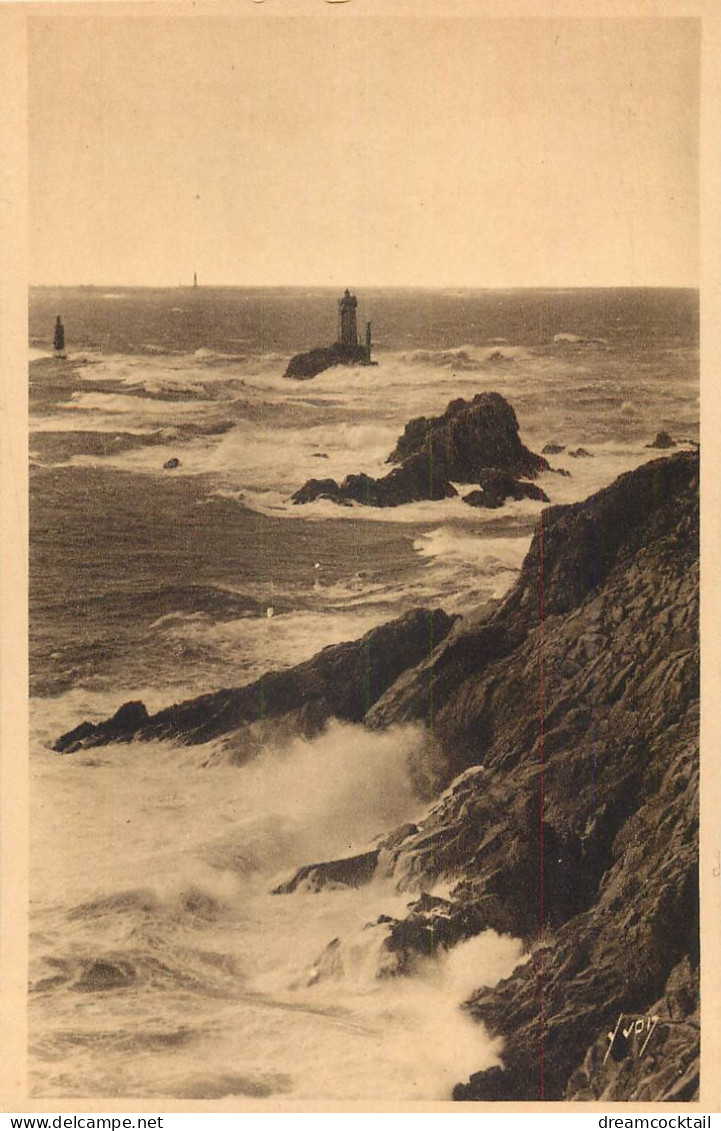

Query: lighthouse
[337,289,358,351]
[283,290,376,378]
[53,315,66,358]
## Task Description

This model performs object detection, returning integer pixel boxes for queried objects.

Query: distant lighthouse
[53,315,66,358]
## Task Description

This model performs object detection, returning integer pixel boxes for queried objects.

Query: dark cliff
[286,450,701,1101]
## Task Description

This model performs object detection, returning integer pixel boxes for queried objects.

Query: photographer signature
[604,1012,660,1063]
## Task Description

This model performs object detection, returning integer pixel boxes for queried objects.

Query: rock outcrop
[292,392,548,509]
[462,468,550,509]
[283,451,701,1101]
[291,452,457,508]
[647,430,677,450]
[54,608,455,754]
[284,344,369,381]
[272,849,381,895]
[386,392,548,480]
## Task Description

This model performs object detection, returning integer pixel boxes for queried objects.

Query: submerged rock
[163,457,181,469]
[290,477,344,505]
[74,959,136,993]
[542,442,565,454]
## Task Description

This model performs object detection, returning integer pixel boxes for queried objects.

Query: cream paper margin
[0,0,718,1114]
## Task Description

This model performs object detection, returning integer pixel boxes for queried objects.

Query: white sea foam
[30,716,524,1099]
[415,528,530,575]
[152,607,395,684]
[39,348,692,526]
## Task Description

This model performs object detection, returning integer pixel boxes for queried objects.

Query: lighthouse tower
[337,289,358,351]
[53,315,66,358]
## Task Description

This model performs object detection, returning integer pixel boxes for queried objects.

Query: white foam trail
[415,528,531,572]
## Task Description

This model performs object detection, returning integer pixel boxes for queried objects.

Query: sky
[28,11,700,288]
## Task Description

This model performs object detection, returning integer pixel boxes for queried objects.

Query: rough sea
[28,286,699,1100]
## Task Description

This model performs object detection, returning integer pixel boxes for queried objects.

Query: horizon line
[29,282,700,292]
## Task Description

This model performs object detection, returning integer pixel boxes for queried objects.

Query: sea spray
[31,719,522,1099]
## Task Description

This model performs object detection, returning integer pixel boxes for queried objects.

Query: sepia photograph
[1,0,718,1111]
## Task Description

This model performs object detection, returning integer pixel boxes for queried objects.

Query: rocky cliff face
[287,450,701,1101]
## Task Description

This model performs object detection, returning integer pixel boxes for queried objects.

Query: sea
[28,286,699,1101]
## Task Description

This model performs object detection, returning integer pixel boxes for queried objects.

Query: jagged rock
[55,701,149,754]
[542,442,566,454]
[293,392,545,508]
[163,457,181,469]
[569,447,594,458]
[53,608,455,752]
[377,892,480,975]
[368,451,698,744]
[272,849,380,894]
[387,392,548,481]
[284,344,367,380]
[354,452,457,506]
[293,453,457,508]
[378,822,419,851]
[54,720,96,751]
[454,1066,519,1102]
[462,490,503,510]
[462,469,550,509]
[647,430,676,450]
[291,478,344,505]
[378,452,698,1101]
